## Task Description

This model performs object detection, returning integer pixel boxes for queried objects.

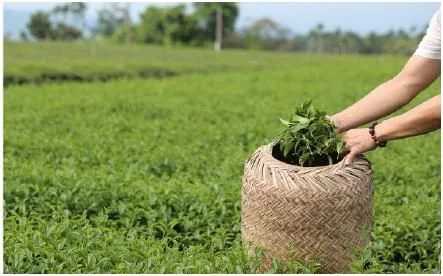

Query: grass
[4,42,441,273]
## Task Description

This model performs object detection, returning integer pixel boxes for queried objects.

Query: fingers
[341,128,376,166]
[345,150,357,166]
[343,133,358,165]
[343,138,355,152]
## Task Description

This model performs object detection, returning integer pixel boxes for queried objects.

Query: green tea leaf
[290,123,308,134]
[283,140,295,157]
[279,118,291,126]
[336,140,344,155]
[291,114,310,124]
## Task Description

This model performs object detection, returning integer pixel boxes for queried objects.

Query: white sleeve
[414,9,441,60]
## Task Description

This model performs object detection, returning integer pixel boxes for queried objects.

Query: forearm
[332,77,418,132]
[331,55,440,133]
[376,95,441,142]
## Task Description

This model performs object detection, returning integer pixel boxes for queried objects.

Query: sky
[4,2,441,39]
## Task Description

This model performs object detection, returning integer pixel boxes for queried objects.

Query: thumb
[345,151,357,166]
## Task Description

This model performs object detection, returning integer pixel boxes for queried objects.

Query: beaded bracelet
[369,122,387,148]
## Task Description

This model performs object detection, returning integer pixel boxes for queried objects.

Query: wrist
[373,122,389,145]
[329,114,346,133]
[369,122,387,147]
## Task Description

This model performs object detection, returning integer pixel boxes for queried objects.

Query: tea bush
[4,42,440,273]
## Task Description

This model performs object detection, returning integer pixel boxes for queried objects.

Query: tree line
[19,3,426,55]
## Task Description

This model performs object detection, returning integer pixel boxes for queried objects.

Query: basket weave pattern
[241,144,373,272]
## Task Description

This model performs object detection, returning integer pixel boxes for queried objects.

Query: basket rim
[261,142,368,172]
[243,143,373,197]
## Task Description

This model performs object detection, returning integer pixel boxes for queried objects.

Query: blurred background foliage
[12,2,426,56]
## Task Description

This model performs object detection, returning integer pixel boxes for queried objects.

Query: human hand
[326,114,345,133]
[342,128,376,165]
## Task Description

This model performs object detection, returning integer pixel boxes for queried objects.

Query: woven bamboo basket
[241,143,373,272]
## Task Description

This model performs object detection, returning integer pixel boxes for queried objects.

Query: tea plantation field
[4,42,440,273]
[5,41,311,86]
